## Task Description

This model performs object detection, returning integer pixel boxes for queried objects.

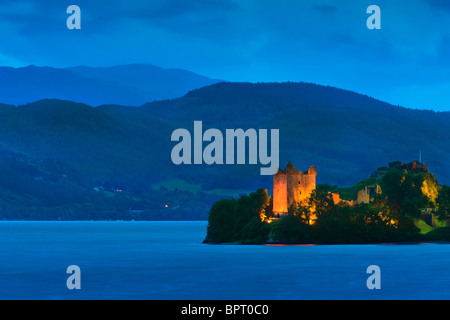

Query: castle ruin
[272,160,431,222]
[272,162,379,219]
[355,185,382,204]
[272,162,317,218]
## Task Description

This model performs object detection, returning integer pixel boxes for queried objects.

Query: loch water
[1,221,449,299]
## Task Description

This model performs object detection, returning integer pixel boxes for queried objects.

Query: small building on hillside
[355,185,382,204]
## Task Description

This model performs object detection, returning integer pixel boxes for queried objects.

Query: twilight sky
[1,0,449,111]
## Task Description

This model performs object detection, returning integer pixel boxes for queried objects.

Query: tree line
[204,168,450,244]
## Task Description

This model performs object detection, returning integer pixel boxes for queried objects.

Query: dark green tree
[436,185,450,224]
[288,201,311,224]
[271,213,313,243]
[204,198,237,243]
[308,184,336,218]
[205,189,271,243]
[379,169,428,223]
[234,189,271,242]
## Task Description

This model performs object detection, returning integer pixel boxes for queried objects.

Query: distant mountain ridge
[0,64,221,106]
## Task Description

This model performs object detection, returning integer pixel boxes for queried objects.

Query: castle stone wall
[273,173,288,217]
[273,162,317,217]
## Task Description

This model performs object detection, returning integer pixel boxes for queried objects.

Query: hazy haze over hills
[0,64,221,106]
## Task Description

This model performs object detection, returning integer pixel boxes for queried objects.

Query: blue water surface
[0,221,449,299]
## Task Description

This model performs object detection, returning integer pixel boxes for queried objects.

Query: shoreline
[204,240,450,246]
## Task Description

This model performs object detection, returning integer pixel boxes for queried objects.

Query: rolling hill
[0,81,449,219]
[142,82,450,188]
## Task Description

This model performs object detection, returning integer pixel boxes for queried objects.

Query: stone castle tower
[272,162,317,218]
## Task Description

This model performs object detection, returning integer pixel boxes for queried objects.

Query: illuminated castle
[272,162,317,218]
[272,160,428,221]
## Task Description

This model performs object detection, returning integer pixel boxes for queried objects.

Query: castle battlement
[275,162,317,176]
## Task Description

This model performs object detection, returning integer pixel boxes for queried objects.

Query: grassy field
[415,217,448,235]
[152,178,252,198]
[414,219,435,234]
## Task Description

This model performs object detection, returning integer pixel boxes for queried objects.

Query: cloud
[422,0,450,11]
[312,4,338,14]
